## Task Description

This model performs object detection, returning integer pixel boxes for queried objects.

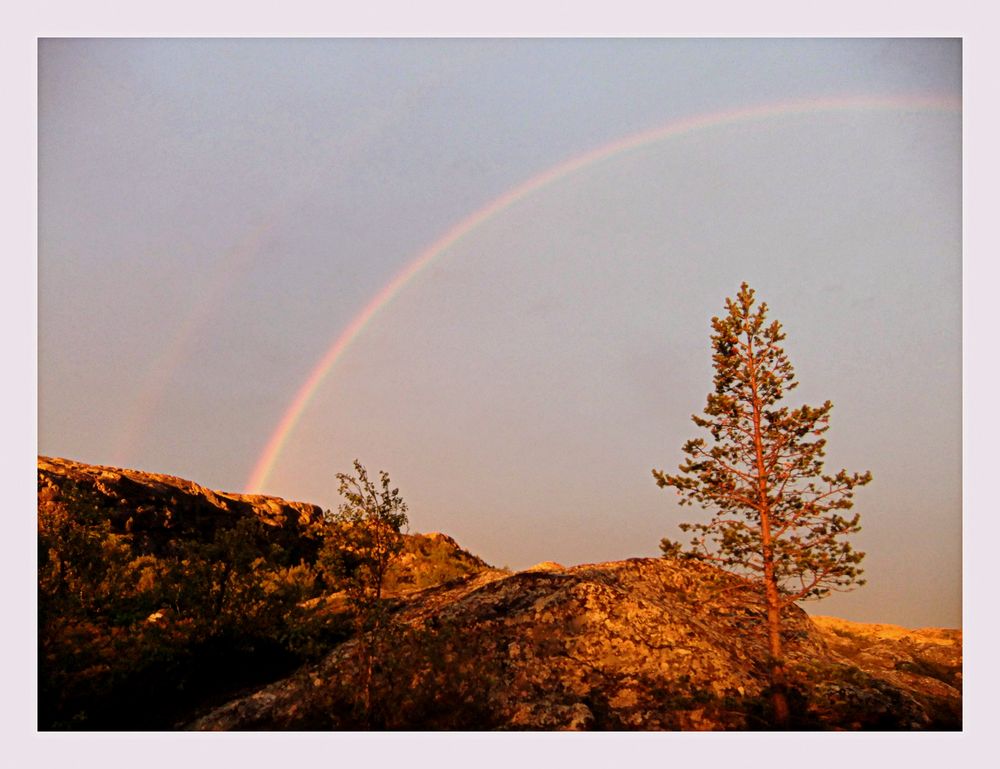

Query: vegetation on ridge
[37,457,479,729]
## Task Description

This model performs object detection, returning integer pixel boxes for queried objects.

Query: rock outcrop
[38,454,498,730]
[38,455,328,559]
[189,558,960,730]
[38,455,961,731]
[808,615,962,728]
[38,456,490,585]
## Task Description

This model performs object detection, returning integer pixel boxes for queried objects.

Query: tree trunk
[747,330,791,728]
[362,646,373,727]
[762,558,791,727]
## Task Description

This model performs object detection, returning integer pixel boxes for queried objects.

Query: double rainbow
[245,93,960,493]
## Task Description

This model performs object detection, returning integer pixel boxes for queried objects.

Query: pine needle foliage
[654,283,871,602]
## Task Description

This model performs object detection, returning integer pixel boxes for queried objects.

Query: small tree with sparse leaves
[653,283,871,728]
[319,460,408,723]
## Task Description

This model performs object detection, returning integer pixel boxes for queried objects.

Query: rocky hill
[38,455,327,555]
[37,455,489,729]
[38,456,485,593]
[38,456,960,730]
[188,558,961,730]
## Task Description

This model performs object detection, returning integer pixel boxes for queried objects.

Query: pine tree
[653,283,871,727]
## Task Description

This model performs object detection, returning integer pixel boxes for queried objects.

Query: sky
[37,38,962,627]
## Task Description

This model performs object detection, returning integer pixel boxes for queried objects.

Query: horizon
[38,38,962,627]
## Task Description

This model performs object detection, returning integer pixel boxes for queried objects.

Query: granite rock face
[808,615,962,728]
[189,558,961,730]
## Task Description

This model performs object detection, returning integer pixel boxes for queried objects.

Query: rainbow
[111,217,278,465]
[110,94,421,466]
[244,93,961,493]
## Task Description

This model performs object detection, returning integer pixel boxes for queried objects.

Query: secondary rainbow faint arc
[244,92,960,493]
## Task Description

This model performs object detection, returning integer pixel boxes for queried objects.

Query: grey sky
[38,38,961,626]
